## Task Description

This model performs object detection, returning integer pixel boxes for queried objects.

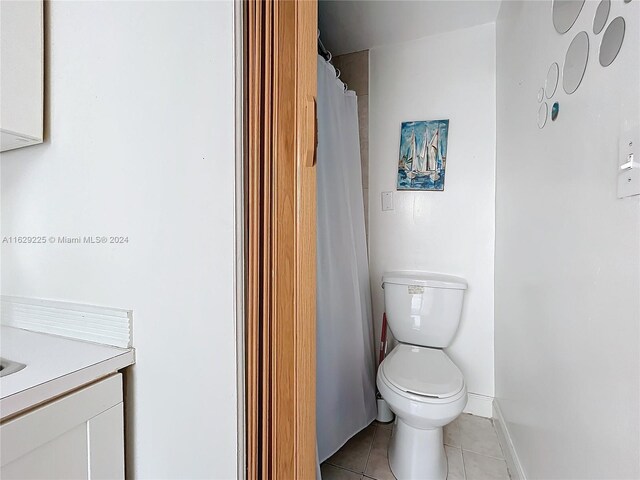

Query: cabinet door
[88,403,125,479]
[2,424,89,480]
[1,374,124,480]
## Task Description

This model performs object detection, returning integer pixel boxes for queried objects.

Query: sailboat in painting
[426,128,438,172]
[397,119,449,191]
[405,130,418,179]
[405,126,440,179]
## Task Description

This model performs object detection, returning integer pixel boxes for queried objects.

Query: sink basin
[0,358,26,377]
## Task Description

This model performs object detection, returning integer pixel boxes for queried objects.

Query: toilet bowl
[377,345,467,480]
[378,271,469,480]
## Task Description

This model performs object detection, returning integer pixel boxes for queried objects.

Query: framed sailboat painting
[397,119,449,191]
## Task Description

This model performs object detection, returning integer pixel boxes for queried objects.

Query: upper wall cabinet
[0,0,44,152]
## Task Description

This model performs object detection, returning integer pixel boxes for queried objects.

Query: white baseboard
[463,392,494,418]
[493,399,526,480]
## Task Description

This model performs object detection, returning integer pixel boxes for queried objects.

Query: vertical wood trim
[246,1,262,477]
[261,1,273,476]
[272,1,295,478]
[246,1,317,478]
[295,1,317,478]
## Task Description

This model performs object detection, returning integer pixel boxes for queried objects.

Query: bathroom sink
[0,358,26,377]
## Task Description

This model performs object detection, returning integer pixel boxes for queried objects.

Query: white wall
[495,1,640,478]
[369,23,496,406]
[0,2,238,478]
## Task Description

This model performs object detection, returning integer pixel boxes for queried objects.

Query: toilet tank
[382,271,467,348]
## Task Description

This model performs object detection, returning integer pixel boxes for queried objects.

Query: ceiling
[318,0,502,56]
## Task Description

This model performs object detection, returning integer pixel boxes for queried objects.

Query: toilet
[377,271,468,480]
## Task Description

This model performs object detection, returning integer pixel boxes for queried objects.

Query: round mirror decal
[563,31,589,94]
[552,0,586,34]
[545,63,560,98]
[538,88,545,102]
[538,103,549,129]
[600,17,625,67]
[551,102,560,121]
[593,0,610,34]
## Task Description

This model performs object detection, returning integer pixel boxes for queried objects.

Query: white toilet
[377,271,468,480]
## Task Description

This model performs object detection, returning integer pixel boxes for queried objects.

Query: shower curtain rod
[317,30,332,61]
[318,31,344,82]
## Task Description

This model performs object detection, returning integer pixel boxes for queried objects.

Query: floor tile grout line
[363,423,377,478]
[491,418,509,459]
[490,418,513,479]
[322,422,380,478]
[461,447,511,480]
[460,447,468,480]
[321,460,376,475]
[324,462,366,477]
[460,448,506,461]
[326,414,508,480]
[457,416,506,462]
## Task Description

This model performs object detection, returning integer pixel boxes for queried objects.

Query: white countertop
[0,326,134,420]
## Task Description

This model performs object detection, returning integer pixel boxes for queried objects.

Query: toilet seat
[381,344,464,399]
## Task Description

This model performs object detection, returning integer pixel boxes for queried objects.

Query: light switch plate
[381,191,394,211]
[619,125,639,170]
[618,125,640,198]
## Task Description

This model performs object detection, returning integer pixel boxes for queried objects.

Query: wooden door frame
[245,1,317,478]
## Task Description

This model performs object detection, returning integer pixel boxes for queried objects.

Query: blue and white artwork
[397,120,449,191]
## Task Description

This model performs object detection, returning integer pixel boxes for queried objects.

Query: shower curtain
[316,55,377,464]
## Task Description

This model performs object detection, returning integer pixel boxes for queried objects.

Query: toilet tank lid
[382,271,468,290]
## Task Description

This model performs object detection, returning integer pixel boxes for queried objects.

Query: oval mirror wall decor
[538,103,549,129]
[551,102,560,121]
[538,88,545,102]
[545,63,560,98]
[563,31,589,94]
[552,0,585,34]
[600,16,625,67]
[593,0,610,34]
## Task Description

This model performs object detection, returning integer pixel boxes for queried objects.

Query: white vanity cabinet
[0,374,125,480]
[0,0,44,151]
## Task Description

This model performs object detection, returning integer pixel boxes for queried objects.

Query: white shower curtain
[316,55,377,464]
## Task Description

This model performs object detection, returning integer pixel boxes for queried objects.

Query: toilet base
[388,419,447,480]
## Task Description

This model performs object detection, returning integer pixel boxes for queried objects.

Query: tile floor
[321,414,510,480]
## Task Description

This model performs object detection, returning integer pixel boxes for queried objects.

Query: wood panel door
[246,1,317,479]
